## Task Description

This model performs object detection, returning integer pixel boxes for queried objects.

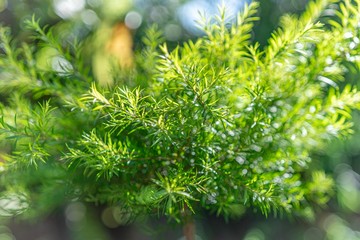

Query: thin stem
[183,220,195,240]
[182,205,195,240]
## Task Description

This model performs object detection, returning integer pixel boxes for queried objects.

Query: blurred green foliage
[1,1,360,240]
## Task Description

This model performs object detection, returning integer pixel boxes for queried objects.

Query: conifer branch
[0,0,360,229]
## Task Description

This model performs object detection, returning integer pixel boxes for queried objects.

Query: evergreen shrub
[1,0,360,235]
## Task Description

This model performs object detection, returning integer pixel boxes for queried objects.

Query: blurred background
[1,0,360,239]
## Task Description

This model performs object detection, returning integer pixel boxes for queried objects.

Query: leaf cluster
[1,0,360,223]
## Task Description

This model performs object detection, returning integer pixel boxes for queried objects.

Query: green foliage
[1,0,360,224]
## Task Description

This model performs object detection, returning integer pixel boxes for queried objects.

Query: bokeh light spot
[337,167,360,213]
[53,0,86,19]
[52,56,74,75]
[177,0,249,35]
[164,23,182,41]
[243,228,265,240]
[65,202,86,223]
[177,0,211,35]
[150,6,168,23]
[125,11,142,29]
[81,9,99,26]
[112,207,132,225]
[101,207,119,228]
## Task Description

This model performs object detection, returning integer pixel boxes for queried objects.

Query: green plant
[1,0,360,239]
